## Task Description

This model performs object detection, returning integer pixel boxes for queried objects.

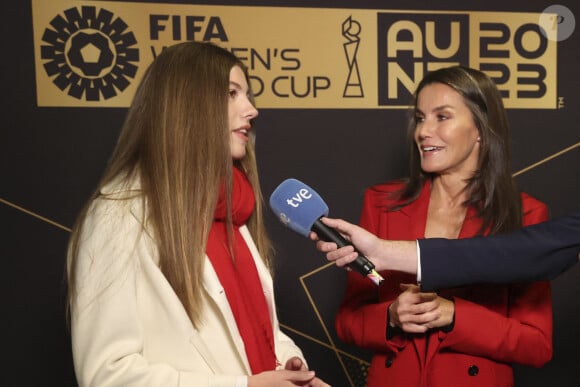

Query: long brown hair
[395,66,522,235]
[67,41,272,328]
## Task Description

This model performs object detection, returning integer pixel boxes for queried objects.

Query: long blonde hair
[67,41,272,328]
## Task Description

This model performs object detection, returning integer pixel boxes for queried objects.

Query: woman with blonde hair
[67,41,328,387]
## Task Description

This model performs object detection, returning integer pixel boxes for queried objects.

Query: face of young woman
[228,66,258,160]
[414,82,481,178]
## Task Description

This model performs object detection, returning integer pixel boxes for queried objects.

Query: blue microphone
[269,178,384,285]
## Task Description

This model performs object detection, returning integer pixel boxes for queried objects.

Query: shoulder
[519,191,549,224]
[99,174,143,199]
[81,176,148,245]
[519,191,548,212]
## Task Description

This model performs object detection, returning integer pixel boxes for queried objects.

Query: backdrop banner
[33,0,557,108]
[3,1,578,386]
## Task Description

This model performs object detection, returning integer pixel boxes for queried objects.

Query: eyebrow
[415,104,454,114]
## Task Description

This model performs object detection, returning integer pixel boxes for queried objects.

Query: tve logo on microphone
[269,179,329,237]
[285,187,313,207]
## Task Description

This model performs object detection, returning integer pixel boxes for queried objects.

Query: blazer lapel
[457,206,485,238]
[389,181,431,240]
[424,204,483,367]
[386,184,432,368]
[201,258,252,374]
[198,226,270,375]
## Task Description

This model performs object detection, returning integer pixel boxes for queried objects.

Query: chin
[231,150,246,160]
[421,167,444,175]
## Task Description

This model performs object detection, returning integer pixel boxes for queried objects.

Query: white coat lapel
[201,254,252,374]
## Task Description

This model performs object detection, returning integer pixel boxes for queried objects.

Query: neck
[430,175,469,209]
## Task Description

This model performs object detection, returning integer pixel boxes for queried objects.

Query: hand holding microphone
[312,217,382,267]
[269,178,384,286]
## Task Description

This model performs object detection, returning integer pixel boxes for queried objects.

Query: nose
[244,99,259,120]
[415,117,433,141]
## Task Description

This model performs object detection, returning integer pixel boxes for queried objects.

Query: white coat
[70,181,304,387]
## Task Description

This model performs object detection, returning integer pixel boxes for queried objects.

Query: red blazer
[335,180,553,387]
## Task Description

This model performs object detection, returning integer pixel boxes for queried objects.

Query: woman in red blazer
[335,66,552,387]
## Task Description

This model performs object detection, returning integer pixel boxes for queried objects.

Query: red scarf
[206,167,278,374]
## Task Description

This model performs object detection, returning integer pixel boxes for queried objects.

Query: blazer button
[468,365,479,376]
[385,355,394,368]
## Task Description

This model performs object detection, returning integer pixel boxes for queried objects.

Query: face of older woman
[414,82,481,178]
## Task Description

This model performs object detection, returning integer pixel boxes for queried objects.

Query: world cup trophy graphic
[342,16,364,97]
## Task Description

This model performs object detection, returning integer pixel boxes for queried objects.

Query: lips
[233,128,249,140]
[421,145,443,152]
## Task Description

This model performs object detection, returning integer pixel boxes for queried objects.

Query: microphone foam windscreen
[269,178,329,237]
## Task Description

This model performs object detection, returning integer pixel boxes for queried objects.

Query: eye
[228,89,238,98]
[414,114,425,123]
[437,114,449,121]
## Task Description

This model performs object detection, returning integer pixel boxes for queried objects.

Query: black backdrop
[2,1,579,386]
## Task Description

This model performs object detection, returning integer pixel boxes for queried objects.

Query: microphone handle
[312,218,376,277]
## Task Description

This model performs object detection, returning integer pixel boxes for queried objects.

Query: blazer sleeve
[437,201,553,367]
[419,207,580,291]
[439,281,552,367]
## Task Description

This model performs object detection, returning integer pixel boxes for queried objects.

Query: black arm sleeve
[418,209,580,291]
